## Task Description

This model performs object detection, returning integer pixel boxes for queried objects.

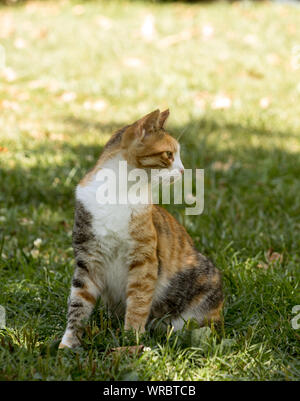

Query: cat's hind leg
[170,298,224,332]
[151,255,223,332]
[59,261,101,349]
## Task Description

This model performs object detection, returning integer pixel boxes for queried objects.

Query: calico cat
[59,109,223,348]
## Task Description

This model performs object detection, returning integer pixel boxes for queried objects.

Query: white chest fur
[75,155,149,311]
[76,154,148,238]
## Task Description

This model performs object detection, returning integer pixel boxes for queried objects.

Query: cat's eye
[166,151,173,159]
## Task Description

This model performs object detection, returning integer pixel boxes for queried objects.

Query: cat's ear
[135,109,160,141]
[158,109,169,129]
[122,110,160,147]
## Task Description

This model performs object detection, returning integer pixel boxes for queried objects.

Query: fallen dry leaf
[194,97,206,111]
[33,28,49,40]
[159,29,196,48]
[247,69,264,80]
[83,99,107,112]
[59,220,70,230]
[258,249,283,269]
[141,14,156,42]
[108,345,146,355]
[72,5,85,16]
[96,16,112,30]
[49,133,65,141]
[211,157,234,172]
[266,53,280,66]
[260,97,270,109]
[123,57,144,68]
[257,262,269,270]
[60,92,77,103]
[243,34,259,46]
[2,67,17,82]
[1,100,20,111]
[14,38,27,49]
[29,130,46,140]
[202,24,214,38]
[193,91,209,111]
[211,94,232,110]
[266,249,283,264]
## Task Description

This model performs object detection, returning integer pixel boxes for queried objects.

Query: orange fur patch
[78,290,96,304]
[207,301,224,322]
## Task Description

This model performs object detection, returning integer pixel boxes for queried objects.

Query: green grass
[0,0,300,381]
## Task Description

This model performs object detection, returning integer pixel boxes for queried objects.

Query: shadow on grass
[2,115,300,210]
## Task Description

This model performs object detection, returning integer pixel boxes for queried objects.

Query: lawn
[0,0,300,381]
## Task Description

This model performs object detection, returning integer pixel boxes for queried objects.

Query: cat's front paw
[58,342,72,349]
[124,321,145,334]
[58,339,81,349]
[59,330,81,349]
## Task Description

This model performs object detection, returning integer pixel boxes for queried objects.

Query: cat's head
[120,109,184,179]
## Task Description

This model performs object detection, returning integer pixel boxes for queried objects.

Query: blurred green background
[0,0,299,380]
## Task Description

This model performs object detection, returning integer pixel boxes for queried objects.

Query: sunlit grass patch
[0,0,299,380]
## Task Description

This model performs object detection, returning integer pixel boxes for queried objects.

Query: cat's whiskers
[176,126,188,142]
